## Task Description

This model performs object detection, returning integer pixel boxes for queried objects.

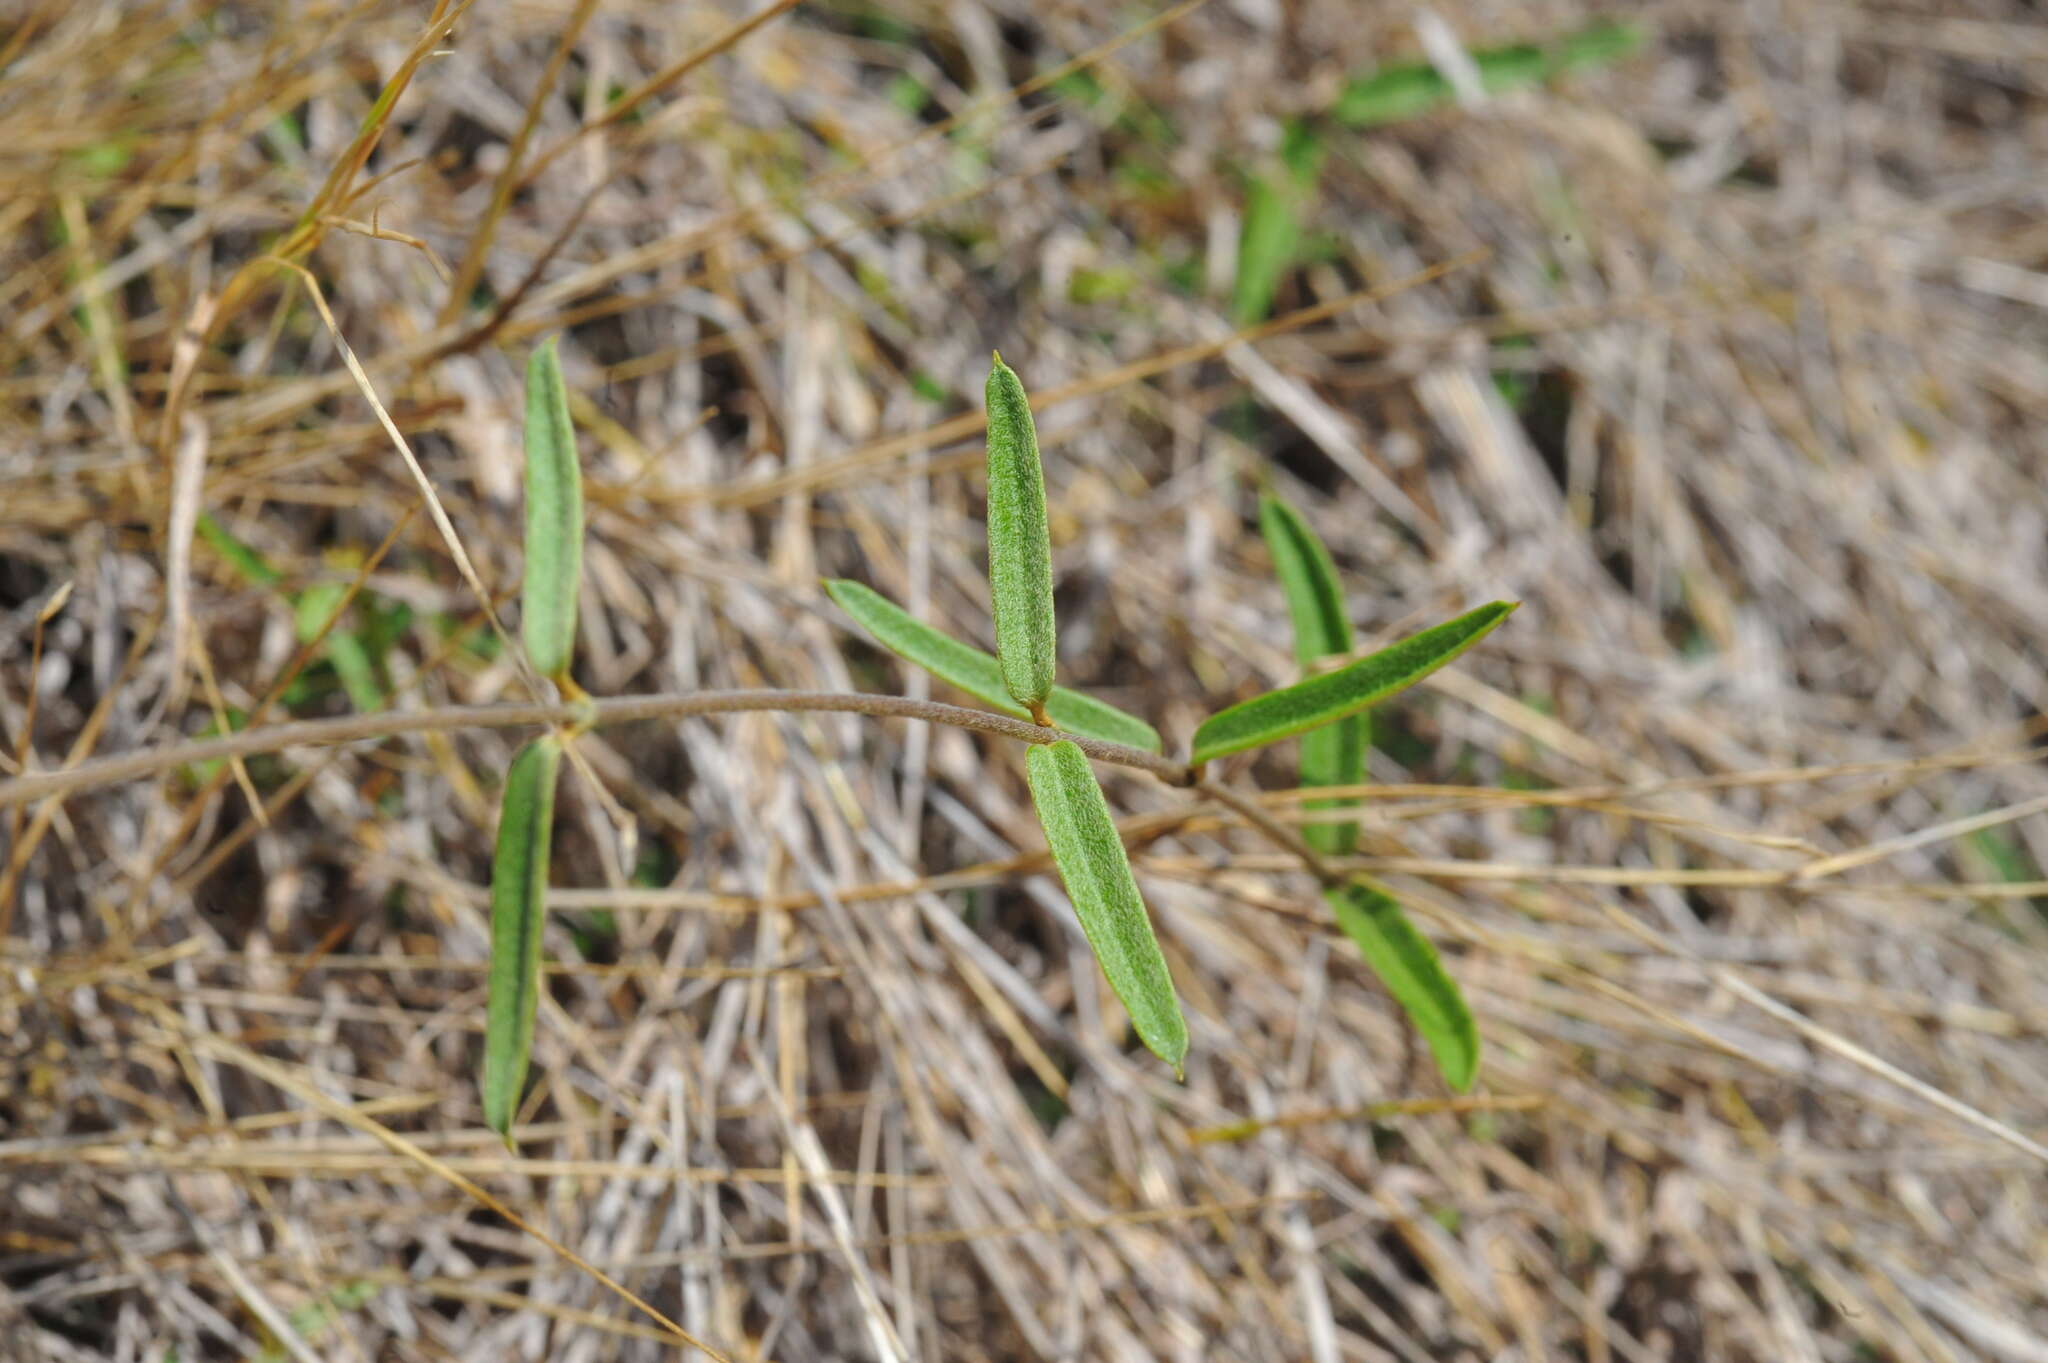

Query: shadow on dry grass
[2,0,2045,1359]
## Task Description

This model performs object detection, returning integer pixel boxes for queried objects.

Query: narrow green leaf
[1260,492,1363,854]
[195,513,282,587]
[292,581,385,712]
[1325,882,1478,1091]
[1232,175,1302,328]
[483,736,562,1142]
[293,580,350,647]
[1259,494,1352,665]
[825,579,1161,751]
[984,354,1057,713]
[1026,741,1187,1071]
[522,336,583,681]
[1299,718,1366,855]
[322,631,385,714]
[1332,23,1640,129]
[1473,43,1547,93]
[1555,18,1643,73]
[1192,601,1515,766]
[1332,63,1450,127]
[1232,125,1323,327]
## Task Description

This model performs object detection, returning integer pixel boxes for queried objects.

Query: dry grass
[3,0,2047,1359]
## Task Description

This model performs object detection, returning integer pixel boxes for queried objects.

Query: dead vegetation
[2,0,2047,1359]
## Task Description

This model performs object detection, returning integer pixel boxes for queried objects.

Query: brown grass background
[2,1,2046,1359]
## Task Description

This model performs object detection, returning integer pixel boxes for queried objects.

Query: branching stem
[0,689,1193,810]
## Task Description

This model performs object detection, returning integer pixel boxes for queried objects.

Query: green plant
[483,733,561,1140]
[194,514,407,715]
[0,347,1513,1130]
[519,334,583,685]
[1259,491,1365,854]
[1229,16,1645,325]
[470,348,1511,1118]
[1333,19,1643,129]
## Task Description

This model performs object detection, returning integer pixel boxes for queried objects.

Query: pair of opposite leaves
[486,345,1510,1136]
[832,359,1507,1083]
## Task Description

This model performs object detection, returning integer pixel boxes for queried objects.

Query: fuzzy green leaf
[1232,176,1303,329]
[1192,601,1516,765]
[1027,741,1188,1071]
[984,354,1057,712]
[483,736,562,1142]
[1326,882,1477,1091]
[1260,492,1364,854]
[522,336,583,681]
[825,580,1162,751]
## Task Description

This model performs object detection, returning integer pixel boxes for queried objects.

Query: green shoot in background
[1231,17,1643,326]
[1233,121,1326,328]
[194,515,398,714]
[1335,19,1643,128]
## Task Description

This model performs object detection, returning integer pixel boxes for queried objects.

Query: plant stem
[1197,777,1343,885]
[0,689,1193,810]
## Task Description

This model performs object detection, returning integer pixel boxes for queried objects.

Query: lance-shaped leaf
[984,354,1057,714]
[825,579,1161,752]
[1325,881,1478,1091]
[1192,601,1516,765]
[483,736,562,1141]
[522,336,583,681]
[1261,493,1364,854]
[1027,740,1188,1072]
